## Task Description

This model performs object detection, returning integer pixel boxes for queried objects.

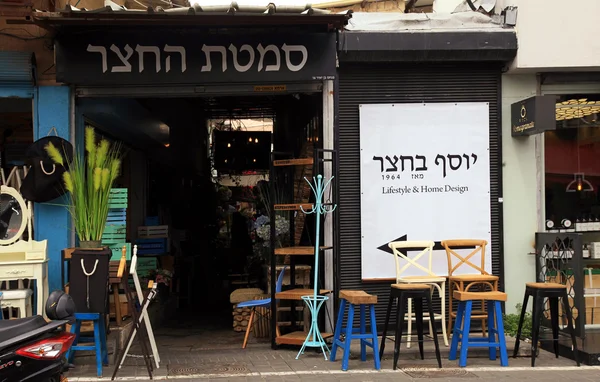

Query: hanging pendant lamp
[566,172,594,193]
[565,113,594,193]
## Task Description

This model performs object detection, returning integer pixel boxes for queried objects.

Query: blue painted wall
[33,86,71,294]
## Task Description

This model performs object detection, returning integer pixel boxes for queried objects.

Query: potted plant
[46,126,122,248]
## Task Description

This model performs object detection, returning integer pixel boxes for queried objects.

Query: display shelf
[274,203,314,211]
[276,331,334,346]
[274,246,332,256]
[273,158,314,167]
[276,289,332,301]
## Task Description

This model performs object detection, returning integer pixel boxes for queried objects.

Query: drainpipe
[535,74,544,232]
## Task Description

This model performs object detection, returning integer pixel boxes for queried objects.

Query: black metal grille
[534,232,584,338]
[336,63,503,328]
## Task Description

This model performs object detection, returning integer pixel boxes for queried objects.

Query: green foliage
[503,303,532,339]
[46,126,122,242]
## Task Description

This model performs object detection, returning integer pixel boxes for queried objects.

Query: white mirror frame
[0,185,30,245]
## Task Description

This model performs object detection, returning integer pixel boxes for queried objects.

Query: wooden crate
[138,225,169,239]
[136,257,158,278]
[102,224,126,243]
[108,188,128,209]
[109,293,129,318]
[135,238,167,255]
[107,209,127,225]
[145,216,160,226]
[105,242,131,261]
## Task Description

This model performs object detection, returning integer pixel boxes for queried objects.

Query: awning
[338,12,517,62]
[31,1,352,30]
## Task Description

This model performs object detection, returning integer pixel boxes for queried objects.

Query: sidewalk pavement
[65,335,595,381]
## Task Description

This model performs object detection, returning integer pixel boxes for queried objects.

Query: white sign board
[359,103,492,280]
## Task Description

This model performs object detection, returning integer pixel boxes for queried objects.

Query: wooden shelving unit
[269,147,336,348]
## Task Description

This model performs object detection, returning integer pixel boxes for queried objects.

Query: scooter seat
[0,315,47,343]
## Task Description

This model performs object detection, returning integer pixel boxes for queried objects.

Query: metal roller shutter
[337,62,503,327]
[0,52,35,98]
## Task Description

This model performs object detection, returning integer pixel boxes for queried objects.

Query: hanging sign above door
[359,103,492,281]
[54,31,337,86]
[511,95,557,137]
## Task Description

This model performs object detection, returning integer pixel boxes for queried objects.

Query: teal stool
[449,291,508,367]
[331,290,381,371]
[66,313,109,377]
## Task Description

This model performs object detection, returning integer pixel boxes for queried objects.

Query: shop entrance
[76,88,328,349]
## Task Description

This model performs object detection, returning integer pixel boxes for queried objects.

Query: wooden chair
[441,240,499,334]
[388,240,449,348]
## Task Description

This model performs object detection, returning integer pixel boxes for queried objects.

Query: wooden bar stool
[66,313,109,377]
[331,290,380,371]
[442,240,499,334]
[379,284,442,370]
[513,282,579,367]
[449,290,508,367]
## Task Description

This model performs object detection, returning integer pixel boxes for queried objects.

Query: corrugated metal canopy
[31,1,351,29]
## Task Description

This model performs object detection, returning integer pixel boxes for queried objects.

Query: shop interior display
[0,185,48,318]
[540,94,600,341]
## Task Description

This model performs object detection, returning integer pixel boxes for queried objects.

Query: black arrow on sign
[377,235,476,255]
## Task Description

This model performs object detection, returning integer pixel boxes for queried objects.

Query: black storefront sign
[55,31,337,86]
[511,95,556,137]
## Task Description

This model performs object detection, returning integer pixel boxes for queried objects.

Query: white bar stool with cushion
[0,289,33,318]
[389,240,449,348]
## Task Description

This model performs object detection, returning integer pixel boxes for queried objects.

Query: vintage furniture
[117,245,160,367]
[237,267,286,349]
[269,149,336,348]
[389,240,449,348]
[0,289,33,318]
[442,239,498,333]
[449,290,508,367]
[379,283,442,370]
[0,185,48,316]
[330,290,380,371]
[113,249,155,380]
[513,282,580,367]
[66,312,109,377]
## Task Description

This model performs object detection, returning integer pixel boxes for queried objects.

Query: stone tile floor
[65,328,591,381]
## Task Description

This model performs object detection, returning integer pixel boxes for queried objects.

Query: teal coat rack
[296,174,336,360]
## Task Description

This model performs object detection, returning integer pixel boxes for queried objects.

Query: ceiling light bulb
[253,158,256,162]
[577,180,583,191]
[255,138,259,143]
[248,137,252,142]
[227,143,231,148]
[224,159,228,163]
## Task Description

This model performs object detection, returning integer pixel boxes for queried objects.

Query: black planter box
[69,248,111,314]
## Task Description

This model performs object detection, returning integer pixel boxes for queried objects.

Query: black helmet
[46,290,76,322]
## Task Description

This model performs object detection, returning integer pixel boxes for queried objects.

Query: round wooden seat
[397,276,447,283]
[391,283,431,290]
[525,282,566,289]
[339,290,378,305]
[449,274,499,282]
[453,290,507,302]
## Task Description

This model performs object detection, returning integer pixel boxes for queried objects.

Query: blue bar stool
[66,312,109,377]
[331,290,380,371]
[449,290,508,367]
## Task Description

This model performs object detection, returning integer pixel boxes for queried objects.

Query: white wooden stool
[0,289,33,318]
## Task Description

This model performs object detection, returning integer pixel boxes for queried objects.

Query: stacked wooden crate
[102,188,130,261]
[136,225,169,256]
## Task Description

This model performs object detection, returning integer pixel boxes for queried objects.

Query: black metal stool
[513,282,580,367]
[379,283,442,369]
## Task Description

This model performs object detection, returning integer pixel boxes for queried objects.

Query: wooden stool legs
[331,296,381,371]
